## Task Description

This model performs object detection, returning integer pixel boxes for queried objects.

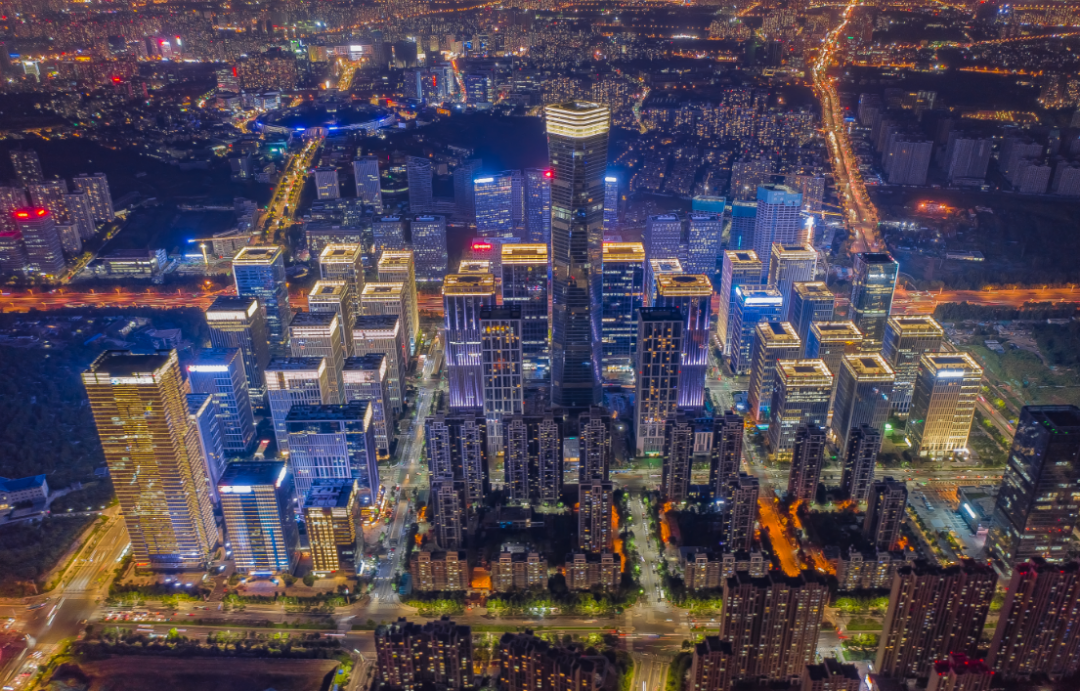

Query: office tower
[721,570,828,683]
[443,273,496,409]
[710,413,746,500]
[634,308,683,455]
[876,560,997,680]
[83,350,218,570]
[187,393,225,501]
[603,175,619,230]
[342,355,394,457]
[353,157,383,209]
[988,405,1080,566]
[65,191,95,240]
[429,476,468,549]
[987,558,1080,681]
[787,282,834,351]
[579,408,612,482]
[802,659,862,691]
[498,632,610,691]
[730,287,784,375]
[504,415,563,505]
[729,200,757,251]
[187,348,256,454]
[502,244,549,376]
[788,424,827,502]
[522,168,552,244]
[458,259,492,275]
[546,101,610,408]
[600,242,645,377]
[290,312,345,404]
[218,461,298,574]
[425,393,489,505]
[318,244,364,319]
[375,618,474,691]
[644,213,684,291]
[233,245,291,350]
[830,354,895,456]
[406,156,433,212]
[662,415,694,503]
[655,274,712,409]
[13,208,65,277]
[805,321,863,399]
[360,283,411,367]
[641,258,678,308]
[863,477,907,551]
[689,637,736,691]
[926,653,992,691]
[850,252,899,350]
[718,250,763,356]
[372,214,407,254]
[475,171,520,239]
[578,479,614,553]
[378,250,420,355]
[454,158,483,222]
[411,214,448,282]
[686,212,723,276]
[722,473,759,552]
[0,227,27,276]
[479,306,523,454]
[882,316,944,415]
[353,315,408,414]
[768,359,833,455]
[308,280,354,355]
[205,296,270,404]
[752,185,803,280]
[305,479,358,574]
[767,244,817,306]
[265,358,330,453]
[10,149,43,186]
[842,425,882,502]
[908,353,982,458]
[314,167,340,200]
[72,173,114,222]
[285,403,378,500]
[747,322,801,423]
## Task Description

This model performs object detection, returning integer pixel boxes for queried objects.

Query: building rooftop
[84,350,174,378]
[458,260,492,274]
[755,321,800,347]
[285,402,371,422]
[0,474,47,493]
[602,242,645,263]
[502,244,548,264]
[353,315,401,335]
[378,250,414,269]
[920,352,982,377]
[657,274,712,297]
[736,286,783,305]
[842,353,896,380]
[206,295,260,317]
[639,307,683,322]
[776,359,834,384]
[309,281,349,299]
[290,312,339,329]
[725,250,761,264]
[480,306,522,320]
[343,354,387,371]
[811,321,863,342]
[793,282,832,300]
[858,252,896,264]
[189,348,241,368]
[443,273,495,296]
[266,357,326,373]
[771,243,816,258]
[219,461,286,489]
[888,315,944,336]
[361,283,405,299]
[303,479,356,509]
[319,244,362,262]
[233,245,282,264]
[649,258,683,273]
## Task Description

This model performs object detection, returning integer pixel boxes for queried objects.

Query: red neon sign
[472,242,492,250]
[544,170,553,178]
[15,211,29,218]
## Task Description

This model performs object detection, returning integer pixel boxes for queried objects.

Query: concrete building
[768,359,833,455]
[601,242,645,378]
[634,308,683,455]
[314,167,340,200]
[374,616,473,688]
[864,478,907,552]
[318,244,365,320]
[501,244,549,378]
[908,353,982,458]
[307,280,354,356]
[729,287,785,375]
[186,348,256,454]
[233,245,291,351]
[661,415,694,504]
[443,273,496,410]
[788,425,827,502]
[850,252,899,351]
[429,476,468,549]
[353,157,382,210]
[341,354,394,457]
[285,403,379,501]
[747,321,801,423]
[830,354,895,457]
[479,306,523,455]
[842,425,882,503]
[882,316,944,416]
[752,184,804,280]
[788,282,834,352]
[412,215,448,282]
[425,392,489,506]
[578,480,614,553]
[13,207,65,277]
[767,243,817,307]
[504,415,563,505]
[352,315,408,414]
[289,312,345,404]
[205,296,270,404]
[377,250,420,356]
[655,274,712,410]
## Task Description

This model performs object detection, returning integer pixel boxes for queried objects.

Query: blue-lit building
[603,175,619,230]
[718,250,763,357]
[475,171,521,239]
[187,347,257,454]
[218,461,299,575]
[411,214,448,282]
[187,393,226,501]
[444,273,496,409]
[523,169,552,245]
[205,295,271,405]
[752,184,803,280]
[729,200,757,251]
[730,286,784,375]
[692,195,726,214]
[285,403,379,502]
[601,242,645,380]
[232,245,291,351]
[685,212,723,278]
[654,274,713,410]
[644,213,684,297]
[501,244,550,378]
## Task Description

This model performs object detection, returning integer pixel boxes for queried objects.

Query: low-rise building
[410,550,470,592]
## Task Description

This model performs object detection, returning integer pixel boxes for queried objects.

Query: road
[892,286,1080,315]
[260,136,324,242]
[630,653,670,691]
[0,287,233,313]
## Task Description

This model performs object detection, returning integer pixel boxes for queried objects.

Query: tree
[303,573,316,587]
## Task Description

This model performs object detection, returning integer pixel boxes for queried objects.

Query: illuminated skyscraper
[523,168,552,245]
[233,245,291,350]
[662,414,694,503]
[308,280,354,355]
[603,174,619,230]
[372,214,407,254]
[27,181,69,226]
[788,424,827,501]
[429,476,468,549]
[342,354,394,457]
[504,415,563,505]
[709,413,745,501]
[65,191,95,240]
[375,618,475,691]
[730,286,784,375]
[479,306,523,454]
[425,392,489,506]
[502,244,549,377]
[830,354,895,456]
[767,243,816,306]
[406,156,433,212]
[787,282,834,352]
[285,402,379,500]
[411,214,448,282]
[305,479,358,574]
[378,250,420,355]
[634,308,683,455]
[187,348,256,454]
[728,200,757,251]
[768,359,833,455]
[685,212,723,276]
[0,227,27,277]
[83,350,218,570]
[9,149,43,187]
[218,461,298,575]
[646,257,684,307]
[863,477,907,552]
[805,321,863,403]
[289,312,345,404]
[360,284,411,364]
[842,425,882,503]
[644,213,684,293]
[850,252,899,351]
[13,207,65,277]
[314,167,340,200]
[0,187,28,232]
[206,296,270,404]
[353,315,408,414]
[579,408,612,482]
[908,353,982,458]
[454,158,483,222]
[265,357,331,453]
[718,250,763,356]
[443,273,496,409]
[601,242,646,379]
[353,157,383,210]
[882,316,944,416]
[319,244,365,320]
[475,171,522,239]
[186,393,225,501]
[578,479,614,553]
[72,173,115,223]
[546,101,610,408]
[655,274,712,409]
[752,184,803,280]
[722,474,759,552]
[746,321,801,423]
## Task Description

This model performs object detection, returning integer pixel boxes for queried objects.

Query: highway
[0,287,233,312]
[892,286,1080,315]
[260,135,324,243]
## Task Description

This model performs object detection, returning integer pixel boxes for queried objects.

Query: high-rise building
[353,157,383,210]
[710,412,746,501]
[788,425,827,502]
[987,557,1080,681]
[411,214,448,282]
[0,227,27,276]
[850,252,899,350]
[926,653,993,691]
[314,167,340,200]
[805,321,863,402]
[882,316,944,415]
[830,354,895,457]
[308,280,354,355]
[686,212,723,276]
[504,415,563,505]
[9,150,43,187]
[721,570,828,683]
[802,659,862,691]
[375,617,474,691]
[546,101,610,408]
[945,136,993,182]
[603,175,620,230]
[342,354,394,457]
[13,207,65,277]
[718,251,763,356]
[187,393,225,501]
[410,550,470,591]
[908,353,982,458]
[406,156,433,212]
[83,350,218,570]
[661,415,694,503]
[65,191,95,240]
[454,158,483,222]
[767,243,817,306]
[304,479,357,574]
[579,408,612,482]
[73,172,114,223]
[372,214,407,254]
[523,168,552,245]
[988,405,1080,566]
[502,244,549,377]
[601,242,646,379]
[634,308,683,455]
[863,477,907,551]
[443,273,496,410]
[646,258,683,307]
[289,312,345,404]
[728,200,757,251]
[722,474,759,552]
[491,551,548,593]
[578,479,614,553]
[360,283,412,367]
[644,213,684,292]
[885,137,933,185]
[689,637,736,691]
[353,315,408,414]
[730,287,784,375]
[378,250,420,356]
[479,306,523,453]
[218,461,298,574]
[319,244,365,320]
[0,186,28,232]
[768,359,833,455]
[475,171,521,239]
[285,403,378,501]
[205,296,270,404]
[265,358,330,453]
[497,631,610,691]
[842,425,882,503]
[655,274,712,410]
[233,245,291,350]
[425,392,489,505]
[187,348,256,454]
[752,185,803,280]
[747,321,801,423]
[876,560,997,680]
[788,282,834,351]
[429,476,468,549]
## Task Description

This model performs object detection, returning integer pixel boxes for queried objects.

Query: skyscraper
[378,250,420,355]
[497,632,609,691]
[360,283,411,367]
[187,393,225,501]
[850,252,899,351]
[233,245,291,350]
[747,321,801,423]
[502,244,549,377]
[634,307,683,455]
[308,280,354,355]
[787,282,834,351]
[411,214,448,282]
[9,149,43,187]
[788,424,827,502]
[0,227,27,277]
[205,296,270,404]
[523,168,552,244]
[863,477,907,551]
[988,405,1080,566]
[646,258,683,307]
[882,316,944,415]
[603,175,620,230]
[375,618,474,691]
[710,412,746,501]
[767,243,817,306]
[830,354,895,457]
[475,171,521,239]
[578,479,614,553]
[65,191,95,240]
[372,214,407,254]
[908,353,982,458]
[443,273,496,409]
[579,408,612,482]
[83,350,218,570]
[842,425,882,502]
[805,321,863,401]
[406,156,433,212]
[454,158,483,222]
[314,167,340,200]
[752,184,803,280]
[285,403,379,501]
[479,306,523,454]
[319,244,365,320]
[876,560,996,680]
[429,476,468,549]
[689,637,736,691]
[655,274,713,409]
[265,358,331,453]
[187,348,256,454]
[0,186,28,232]
[289,312,345,404]
[718,250,763,356]
[768,359,833,455]
[685,212,723,276]
[730,287,784,375]
[305,479,358,574]
[352,315,408,414]
[661,415,694,503]
[644,213,684,292]
[728,200,757,251]
[504,415,563,505]
[72,173,114,223]
[425,392,489,505]
[601,242,646,379]
[722,474,759,552]
[219,461,298,574]
[13,207,65,277]
[342,355,394,457]
[546,101,610,408]
[353,157,383,210]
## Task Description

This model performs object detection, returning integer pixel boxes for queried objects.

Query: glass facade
[601,242,645,379]
[233,245,291,351]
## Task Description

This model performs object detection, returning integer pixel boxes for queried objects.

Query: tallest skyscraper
[546,101,611,408]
